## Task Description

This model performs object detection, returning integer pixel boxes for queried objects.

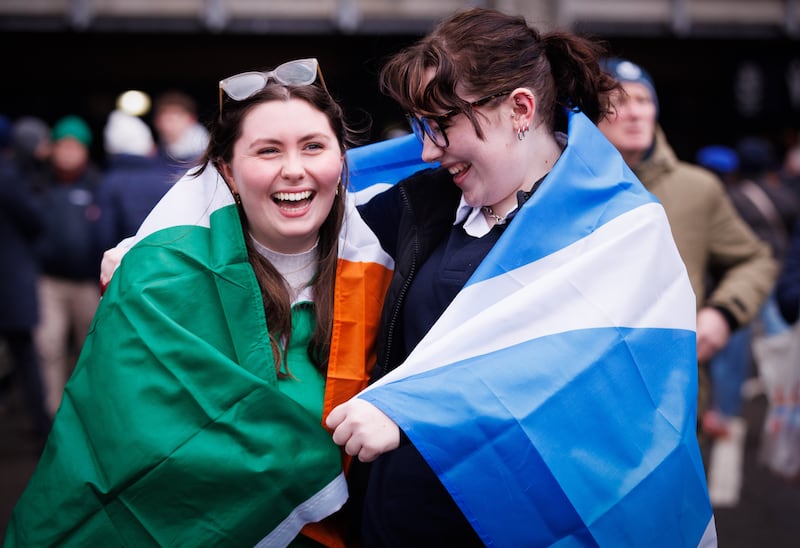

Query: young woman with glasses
[326,7,716,547]
[7,59,383,547]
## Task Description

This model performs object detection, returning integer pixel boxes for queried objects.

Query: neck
[251,236,319,300]
[487,133,562,218]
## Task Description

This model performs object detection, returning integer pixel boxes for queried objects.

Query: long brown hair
[195,82,356,377]
[379,7,620,136]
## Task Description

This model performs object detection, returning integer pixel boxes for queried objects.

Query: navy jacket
[0,155,45,330]
[355,167,485,547]
[94,153,176,252]
[36,167,103,281]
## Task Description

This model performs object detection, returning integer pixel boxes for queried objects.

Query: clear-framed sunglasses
[406,90,511,148]
[218,58,328,115]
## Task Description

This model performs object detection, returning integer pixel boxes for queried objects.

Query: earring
[517,125,529,141]
[233,191,242,206]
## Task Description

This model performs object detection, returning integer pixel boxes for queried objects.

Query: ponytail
[541,31,620,125]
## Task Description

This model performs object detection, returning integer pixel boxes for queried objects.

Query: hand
[326,399,400,462]
[696,306,731,362]
[100,246,127,293]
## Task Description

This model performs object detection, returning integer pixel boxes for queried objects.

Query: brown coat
[634,127,778,328]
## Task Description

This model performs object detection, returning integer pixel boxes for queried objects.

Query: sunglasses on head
[218,58,328,115]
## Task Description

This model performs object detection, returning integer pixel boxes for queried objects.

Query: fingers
[331,419,353,447]
[325,403,346,430]
[326,399,401,462]
[100,246,126,289]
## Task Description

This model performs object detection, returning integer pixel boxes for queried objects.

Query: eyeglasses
[218,58,328,115]
[406,90,511,148]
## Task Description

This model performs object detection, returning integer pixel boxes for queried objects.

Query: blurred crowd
[0,90,210,445]
[597,58,800,509]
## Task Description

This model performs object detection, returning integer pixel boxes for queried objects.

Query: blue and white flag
[357,111,717,547]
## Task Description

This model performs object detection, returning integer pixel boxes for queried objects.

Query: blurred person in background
[781,132,800,201]
[0,114,51,443]
[93,109,175,253]
[696,140,797,438]
[152,89,209,178]
[10,116,51,193]
[776,218,800,324]
[34,115,104,419]
[597,59,778,437]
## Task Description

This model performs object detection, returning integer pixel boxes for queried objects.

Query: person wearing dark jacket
[326,9,715,546]
[0,114,51,441]
[700,138,798,434]
[33,115,103,419]
[777,218,800,324]
[93,110,175,253]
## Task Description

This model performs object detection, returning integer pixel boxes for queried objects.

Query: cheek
[314,162,344,193]
[236,164,277,196]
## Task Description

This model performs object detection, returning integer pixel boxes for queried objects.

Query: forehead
[241,98,334,136]
[619,82,655,102]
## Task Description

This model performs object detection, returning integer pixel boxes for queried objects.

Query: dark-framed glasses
[406,90,511,148]
[218,58,328,114]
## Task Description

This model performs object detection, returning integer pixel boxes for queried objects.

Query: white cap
[104,110,154,156]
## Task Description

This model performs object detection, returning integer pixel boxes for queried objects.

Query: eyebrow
[248,132,333,146]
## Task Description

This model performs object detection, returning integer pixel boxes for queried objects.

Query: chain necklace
[481,205,507,225]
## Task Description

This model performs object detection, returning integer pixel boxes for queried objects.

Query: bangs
[382,42,465,116]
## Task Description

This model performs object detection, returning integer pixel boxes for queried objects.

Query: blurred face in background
[154,104,196,145]
[597,82,657,167]
[51,137,89,179]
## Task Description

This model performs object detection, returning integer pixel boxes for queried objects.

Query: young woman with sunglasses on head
[327,8,717,547]
[6,59,390,548]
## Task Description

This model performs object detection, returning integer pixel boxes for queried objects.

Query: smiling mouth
[272,190,314,209]
[448,163,469,176]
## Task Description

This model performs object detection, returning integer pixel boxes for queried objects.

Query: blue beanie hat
[52,115,92,147]
[696,145,740,174]
[601,58,659,113]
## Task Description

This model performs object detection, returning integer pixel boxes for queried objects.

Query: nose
[420,135,443,163]
[281,152,305,180]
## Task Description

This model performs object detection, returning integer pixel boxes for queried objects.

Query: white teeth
[448,164,468,176]
[273,191,312,202]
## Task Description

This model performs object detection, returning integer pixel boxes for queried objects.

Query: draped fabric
[5,166,393,547]
[358,111,717,547]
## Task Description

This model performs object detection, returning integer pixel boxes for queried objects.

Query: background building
[2,0,799,163]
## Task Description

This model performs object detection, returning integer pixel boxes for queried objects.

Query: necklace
[481,205,507,225]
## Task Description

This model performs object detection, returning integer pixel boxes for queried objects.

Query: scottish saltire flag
[5,165,393,547]
[347,133,431,203]
[357,111,717,547]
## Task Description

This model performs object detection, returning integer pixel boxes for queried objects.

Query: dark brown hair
[380,7,620,136]
[195,82,355,377]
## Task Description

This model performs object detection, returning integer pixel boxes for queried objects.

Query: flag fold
[5,167,392,547]
[359,111,717,547]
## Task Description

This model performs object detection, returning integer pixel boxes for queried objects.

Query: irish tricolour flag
[4,159,394,546]
[354,111,717,547]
